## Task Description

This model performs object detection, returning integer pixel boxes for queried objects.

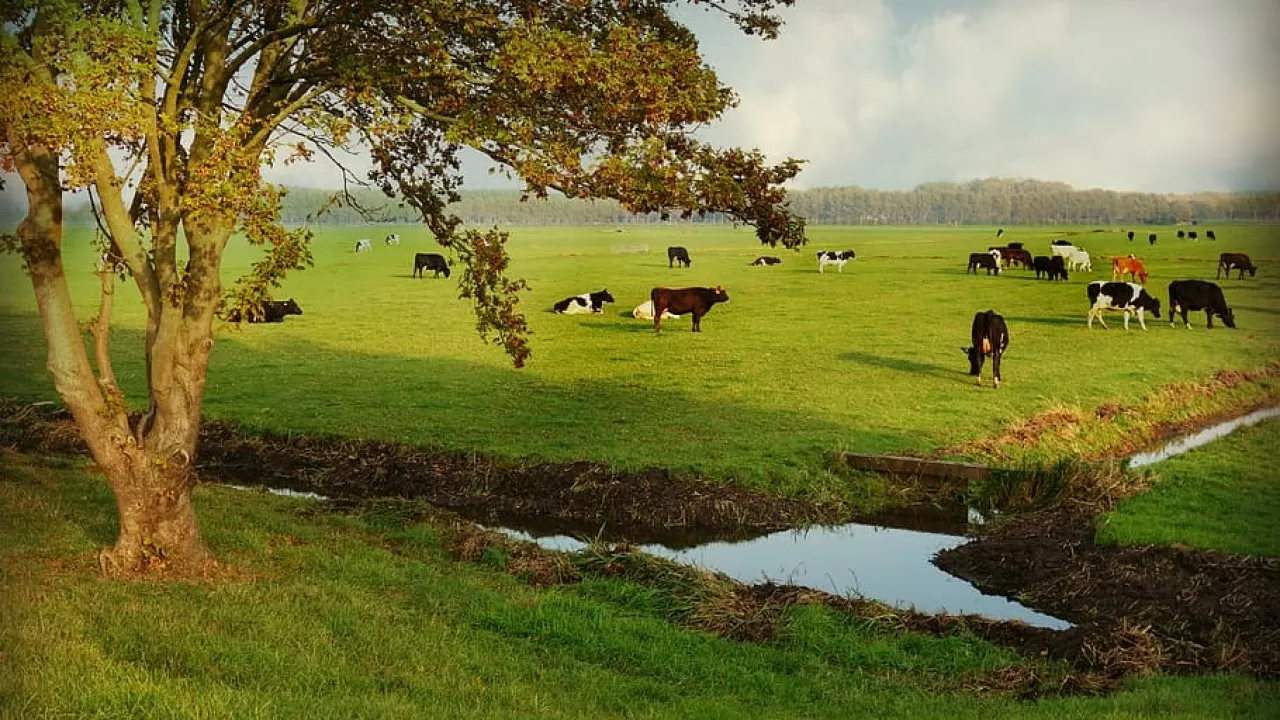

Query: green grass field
[2,224,1278,498]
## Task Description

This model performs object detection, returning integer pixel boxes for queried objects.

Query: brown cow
[651,285,729,333]
[1111,255,1149,284]
[1217,253,1257,279]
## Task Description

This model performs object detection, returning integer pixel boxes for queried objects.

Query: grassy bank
[2,224,1277,499]
[3,450,1279,719]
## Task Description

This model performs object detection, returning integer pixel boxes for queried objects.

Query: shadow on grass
[837,351,965,383]
[1003,315,1083,326]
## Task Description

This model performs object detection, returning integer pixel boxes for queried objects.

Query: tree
[0,0,807,572]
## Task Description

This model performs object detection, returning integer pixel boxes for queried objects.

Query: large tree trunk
[99,444,210,573]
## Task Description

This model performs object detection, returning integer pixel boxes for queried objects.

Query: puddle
[225,484,329,501]
[1126,406,1280,469]
[490,516,1069,630]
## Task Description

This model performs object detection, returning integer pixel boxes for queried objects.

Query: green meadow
[2,224,1278,498]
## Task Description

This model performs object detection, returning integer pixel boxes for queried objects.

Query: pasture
[2,224,1278,499]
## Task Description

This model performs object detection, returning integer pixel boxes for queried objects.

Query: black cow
[751,256,782,266]
[1148,233,1157,245]
[1217,253,1257,279]
[1206,230,1217,241]
[413,253,451,278]
[996,228,1004,238]
[1051,239,1073,247]
[1188,231,1199,240]
[226,298,303,323]
[650,285,729,333]
[1086,281,1161,330]
[967,252,1001,275]
[1177,230,1185,239]
[1127,231,1135,242]
[668,246,692,268]
[1032,255,1068,281]
[553,288,616,314]
[963,310,1010,389]
[1168,280,1235,329]
[1005,241,1023,250]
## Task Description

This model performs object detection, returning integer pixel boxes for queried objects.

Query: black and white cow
[354,238,372,253]
[963,310,1010,389]
[1086,281,1161,330]
[668,246,692,268]
[1033,255,1068,281]
[413,252,451,278]
[967,250,1000,275]
[750,256,782,266]
[996,228,1005,238]
[1168,280,1235,329]
[553,288,616,314]
[384,233,400,246]
[817,250,856,273]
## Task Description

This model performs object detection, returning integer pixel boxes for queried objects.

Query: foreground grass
[1096,419,1280,557]
[2,452,1278,719]
[2,224,1278,500]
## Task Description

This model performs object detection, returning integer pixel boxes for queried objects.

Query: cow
[1168,280,1235,329]
[1033,255,1068,281]
[1049,243,1075,260]
[1111,255,1148,284]
[1148,233,1157,245]
[963,310,1010,388]
[1002,248,1034,269]
[1206,230,1217,241]
[750,256,782,266]
[226,298,303,324]
[1005,241,1023,250]
[553,288,616,315]
[1066,248,1092,272]
[650,285,729,333]
[1086,281,1161,330]
[996,228,1005,238]
[1188,231,1199,240]
[413,252,451,278]
[632,300,681,320]
[1177,230,1186,239]
[1217,253,1257,279]
[817,250,856,273]
[967,251,1001,275]
[384,233,400,246]
[1051,239,1074,247]
[354,238,372,253]
[668,246,692,268]
[1127,231,1135,242]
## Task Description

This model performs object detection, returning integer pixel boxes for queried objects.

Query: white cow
[354,238,372,253]
[1050,243,1076,260]
[1066,248,1092,272]
[632,300,680,320]
[384,233,400,246]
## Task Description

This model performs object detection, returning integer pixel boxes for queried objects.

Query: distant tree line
[34,178,1280,229]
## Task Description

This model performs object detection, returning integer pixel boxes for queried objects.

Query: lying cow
[1066,248,1092,272]
[355,238,372,253]
[1168,280,1235,329]
[1111,255,1148,284]
[1217,253,1257,279]
[632,300,681,320]
[817,250,856,273]
[668,246,692,268]
[967,250,1001,275]
[226,298,303,323]
[413,252,451,278]
[553,288,616,314]
[963,309,1010,389]
[1032,255,1068,281]
[1086,281,1161,330]
[751,256,782,266]
[651,285,729,333]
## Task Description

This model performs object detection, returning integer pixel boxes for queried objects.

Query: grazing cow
[1217,253,1257,279]
[817,250,857,273]
[226,298,303,324]
[967,251,1001,275]
[1111,255,1149,284]
[1168,280,1235,329]
[553,288,616,315]
[1032,255,1068,281]
[1066,248,1092,272]
[632,300,681,320]
[996,228,1005,238]
[1177,230,1185,239]
[1002,248,1034,269]
[1005,241,1023,250]
[1148,233,1157,245]
[354,238,372,253]
[1086,281,1161,330]
[413,252,451,278]
[964,310,1010,388]
[1049,243,1075,260]
[1127,231,1135,242]
[384,233,400,246]
[750,256,782,266]
[667,246,692,268]
[1206,230,1217,241]
[650,285,729,333]
[1188,231,1199,240]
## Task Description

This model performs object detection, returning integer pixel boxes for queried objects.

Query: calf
[750,256,782,266]
[354,238,372,253]
[1032,255,1068,281]
[667,246,692,268]
[1086,281,1161,330]
[413,252,451,278]
[1111,255,1148,284]
[1217,253,1257,279]
[632,300,681,320]
[1168,280,1235,329]
[1066,248,1092,272]
[963,310,1010,389]
[817,250,856,273]
[384,233,400,246]
[967,251,1001,275]
[226,298,303,324]
[553,288,615,314]
[1206,230,1217,241]
[1148,233,1157,245]
[651,285,729,333]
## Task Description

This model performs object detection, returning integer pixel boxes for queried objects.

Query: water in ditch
[1126,406,1280,468]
